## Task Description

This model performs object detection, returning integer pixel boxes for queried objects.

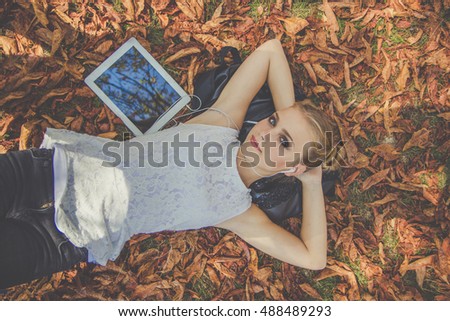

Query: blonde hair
[292,99,345,171]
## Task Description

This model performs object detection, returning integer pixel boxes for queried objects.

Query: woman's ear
[284,164,307,176]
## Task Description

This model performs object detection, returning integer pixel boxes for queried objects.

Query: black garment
[0,148,87,289]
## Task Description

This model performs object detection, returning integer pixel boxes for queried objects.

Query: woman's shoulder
[183,106,241,132]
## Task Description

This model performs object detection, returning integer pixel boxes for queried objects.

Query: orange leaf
[0,36,18,55]
[396,61,410,91]
[368,144,400,161]
[312,63,341,87]
[402,128,430,151]
[175,0,204,21]
[165,47,201,64]
[329,86,345,113]
[367,193,398,206]
[335,220,354,255]
[31,0,49,27]
[278,17,309,38]
[299,283,323,300]
[381,48,391,84]
[361,168,390,191]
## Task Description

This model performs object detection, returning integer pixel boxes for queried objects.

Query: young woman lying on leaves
[0,39,342,289]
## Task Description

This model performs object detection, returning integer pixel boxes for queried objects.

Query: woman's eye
[280,136,290,148]
[269,116,276,126]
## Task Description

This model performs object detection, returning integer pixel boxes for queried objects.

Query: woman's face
[242,106,317,176]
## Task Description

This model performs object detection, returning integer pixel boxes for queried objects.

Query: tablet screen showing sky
[94,47,181,132]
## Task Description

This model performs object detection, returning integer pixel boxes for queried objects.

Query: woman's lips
[250,135,262,152]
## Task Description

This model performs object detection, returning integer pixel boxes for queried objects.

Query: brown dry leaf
[202,16,230,33]
[206,265,221,288]
[368,144,400,161]
[19,119,42,150]
[323,259,360,300]
[361,168,390,191]
[151,0,171,11]
[175,0,204,21]
[302,62,317,84]
[396,61,410,91]
[36,88,71,107]
[253,267,272,284]
[50,27,65,56]
[312,63,341,87]
[278,17,309,39]
[0,114,15,137]
[165,47,201,64]
[321,1,339,46]
[97,131,118,139]
[0,36,18,55]
[422,48,450,72]
[381,48,391,84]
[368,193,398,206]
[31,0,49,27]
[335,220,354,255]
[269,284,284,300]
[41,115,66,129]
[193,34,225,49]
[133,282,163,299]
[299,283,322,300]
[344,59,351,89]
[353,152,370,169]
[402,128,430,151]
[187,55,198,95]
[407,29,423,45]
[399,255,436,276]
[329,86,344,113]
[95,40,114,55]
[248,248,259,273]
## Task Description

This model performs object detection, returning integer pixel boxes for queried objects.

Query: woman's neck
[236,147,268,188]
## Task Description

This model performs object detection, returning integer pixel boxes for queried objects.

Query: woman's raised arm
[214,201,327,270]
[191,39,296,129]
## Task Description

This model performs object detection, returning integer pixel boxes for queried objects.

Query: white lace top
[40,123,252,265]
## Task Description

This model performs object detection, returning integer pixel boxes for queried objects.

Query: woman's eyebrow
[275,112,295,146]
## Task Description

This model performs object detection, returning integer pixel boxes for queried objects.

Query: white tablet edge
[84,37,191,136]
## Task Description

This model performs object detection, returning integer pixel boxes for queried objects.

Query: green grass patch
[336,17,346,39]
[311,276,339,301]
[347,171,376,225]
[300,269,338,301]
[331,248,369,292]
[400,146,422,164]
[355,131,378,154]
[191,273,216,300]
[249,0,275,21]
[205,0,220,22]
[147,23,165,47]
[110,0,125,13]
[431,146,448,164]
[337,83,366,107]
[398,190,418,208]
[421,271,444,300]
[291,0,320,20]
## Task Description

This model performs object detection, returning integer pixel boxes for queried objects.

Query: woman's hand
[296,165,322,185]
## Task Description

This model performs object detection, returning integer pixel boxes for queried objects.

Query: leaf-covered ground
[0,0,449,300]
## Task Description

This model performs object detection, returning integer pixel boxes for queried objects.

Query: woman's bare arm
[299,180,327,267]
[187,39,296,128]
[215,200,327,270]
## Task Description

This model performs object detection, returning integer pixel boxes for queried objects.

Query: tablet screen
[85,37,191,136]
[93,46,182,134]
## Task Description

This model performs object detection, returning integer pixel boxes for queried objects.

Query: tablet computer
[84,37,191,136]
